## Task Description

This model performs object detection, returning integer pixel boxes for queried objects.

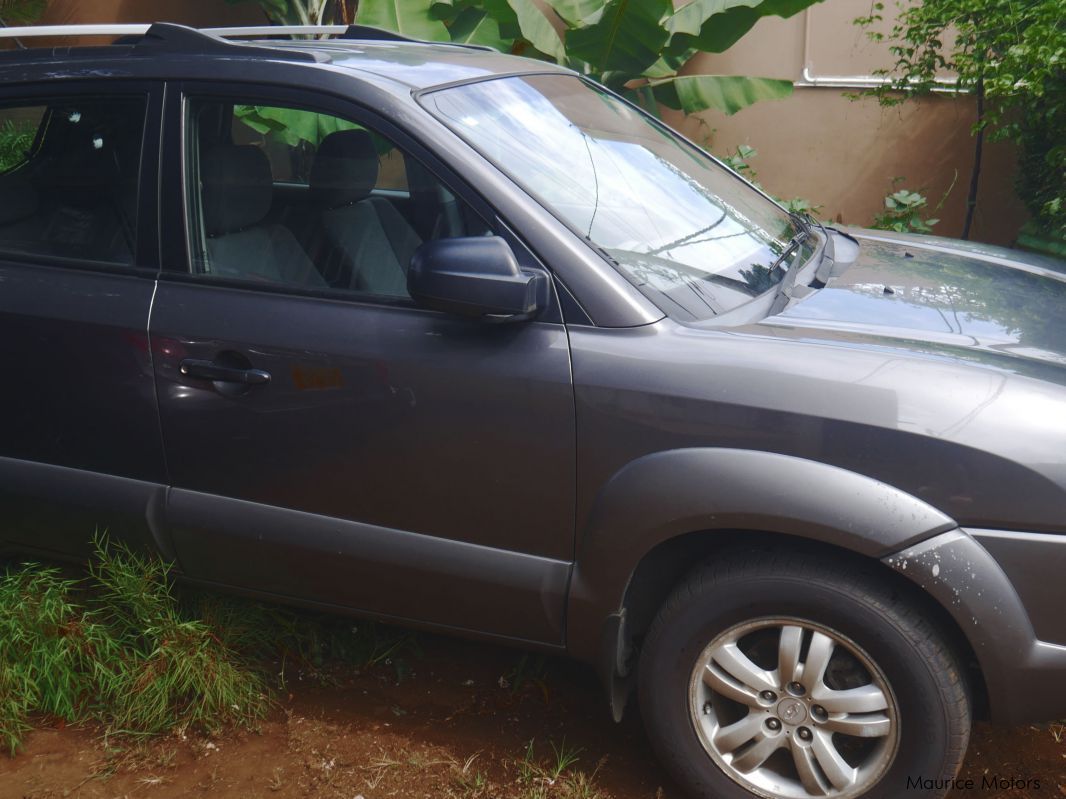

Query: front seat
[201,144,325,288]
[308,130,422,296]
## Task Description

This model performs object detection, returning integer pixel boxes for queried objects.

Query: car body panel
[260,40,573,89]
[567,319,1066,539]
[0,456,167,560]
[0,263,164,558]
[970,529,1066,646]
[773,233,1066,375]
[149,280,576,644]
[0,32,1064,729]
[565,445,957,664]
[167,486,571,644]
[885,529,1066,722]
[0,77,166,557]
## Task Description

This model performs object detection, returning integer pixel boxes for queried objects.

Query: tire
[638,548,971,799]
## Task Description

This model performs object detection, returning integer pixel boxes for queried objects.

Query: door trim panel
[0,456,167,559]
[167,487,571,645]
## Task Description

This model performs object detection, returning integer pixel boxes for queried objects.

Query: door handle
[179,358,271,385]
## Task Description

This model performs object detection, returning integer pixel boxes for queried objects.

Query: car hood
[767,228,1066,374]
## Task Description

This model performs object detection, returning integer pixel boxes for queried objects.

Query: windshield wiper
[768,213,830,313]
[768,217,811,277]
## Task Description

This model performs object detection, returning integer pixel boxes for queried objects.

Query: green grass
[514,738,606,799]
[0,535,269,753]
[0,533,425,754]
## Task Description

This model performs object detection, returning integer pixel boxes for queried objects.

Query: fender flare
[566,448,957,665]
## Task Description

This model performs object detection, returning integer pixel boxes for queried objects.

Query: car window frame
[160,79,561,322]
[0,79,163,278]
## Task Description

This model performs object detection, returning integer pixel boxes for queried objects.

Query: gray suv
[0,23,1063,799]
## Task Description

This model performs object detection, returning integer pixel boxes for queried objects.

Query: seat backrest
[0,173,42,256]
[309,130,422,296]
[201,144,324,287]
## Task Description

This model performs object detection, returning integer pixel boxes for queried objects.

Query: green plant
[189,589,421,688]
[515,738,604,799]
[546,739,582,782]
[443,0,829,116]
[856,0,1065,238]
[0,0,46,26]
[235,0,826,117]
[0,119,35,172]
[871,173,955,234]
[721,142,759,179]
[0,565,120,752]
[0,537,269,752]
[873,185,936,234]
[719,143,824,217]
[87,537,269,737]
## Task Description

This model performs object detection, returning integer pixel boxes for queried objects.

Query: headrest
[0,174,39,226]
[310,130,379,209]
[201,145,273,235]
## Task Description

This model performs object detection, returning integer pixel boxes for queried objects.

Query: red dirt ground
[2,633,1063,799]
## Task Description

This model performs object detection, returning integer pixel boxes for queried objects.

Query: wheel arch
[563,448,984,720]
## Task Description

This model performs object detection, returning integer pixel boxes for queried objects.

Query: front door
[150,86,575,645]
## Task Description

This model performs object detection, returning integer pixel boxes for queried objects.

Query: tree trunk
[962,78,985,240]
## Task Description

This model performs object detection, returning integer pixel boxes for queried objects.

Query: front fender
[566,448,957,663]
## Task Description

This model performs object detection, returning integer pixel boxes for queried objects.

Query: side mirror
[408,236,547,320]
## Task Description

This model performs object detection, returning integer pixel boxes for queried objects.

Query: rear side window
[0,96,147,267]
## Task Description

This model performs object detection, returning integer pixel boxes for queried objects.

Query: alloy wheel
[689,617,899,799]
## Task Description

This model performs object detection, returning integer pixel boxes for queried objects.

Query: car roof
[252,40,571,90]
[0,24,573,93]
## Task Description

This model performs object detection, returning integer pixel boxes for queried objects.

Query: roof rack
[205,25,421,42]
[0,22,492,54]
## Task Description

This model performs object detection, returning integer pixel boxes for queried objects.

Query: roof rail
[140,23,331,61]
[0,22,494,53]
[210,23,494,50]
[204,24,419,42]
[0,23,151,39]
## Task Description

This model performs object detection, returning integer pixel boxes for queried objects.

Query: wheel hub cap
[688,617,900,799]
[777,697,807,725]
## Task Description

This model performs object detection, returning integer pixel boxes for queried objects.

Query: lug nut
[798,726,812,741]
[787,681,806,696]
[760,690,777,702]
[811,704,827,719]
[766,717,782,731]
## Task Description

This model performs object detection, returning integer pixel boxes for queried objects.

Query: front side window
[424,75,809,321]
[184,98,488,299]
[0,96,147,266]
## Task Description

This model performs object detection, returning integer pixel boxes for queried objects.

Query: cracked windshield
[425,74,805,321]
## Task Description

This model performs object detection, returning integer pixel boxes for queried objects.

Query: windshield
[423,74,808,321]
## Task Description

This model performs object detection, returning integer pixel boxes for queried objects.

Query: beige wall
[676,1,1028,245]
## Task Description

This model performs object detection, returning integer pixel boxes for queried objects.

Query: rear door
[150,83,575,645]
[0,81,166,560]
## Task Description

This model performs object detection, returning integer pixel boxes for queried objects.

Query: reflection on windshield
[425,75,800,320]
